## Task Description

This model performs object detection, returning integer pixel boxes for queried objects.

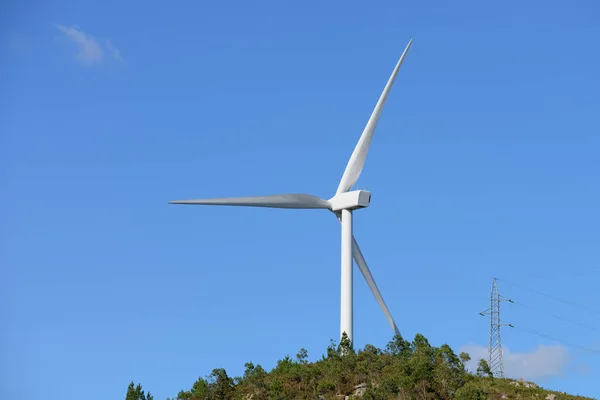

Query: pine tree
[125,381,153,400]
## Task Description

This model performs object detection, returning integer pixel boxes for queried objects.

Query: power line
[507,298,600,334]
[509,325,600,355]
[479,279,600,362]
[496,278,600,316]
[565,270,599,278]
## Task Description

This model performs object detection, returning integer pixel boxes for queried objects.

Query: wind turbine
[170,39,413,343]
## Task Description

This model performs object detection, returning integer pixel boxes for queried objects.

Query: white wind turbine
[170,39,413,343]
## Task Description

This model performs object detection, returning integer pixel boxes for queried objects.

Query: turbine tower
[169,39,413,343]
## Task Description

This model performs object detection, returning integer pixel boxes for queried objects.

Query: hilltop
[126,333,593,400]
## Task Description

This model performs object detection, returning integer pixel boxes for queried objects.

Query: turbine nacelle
[328,190,371,212]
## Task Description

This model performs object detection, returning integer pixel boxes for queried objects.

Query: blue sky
[2,0,599,399]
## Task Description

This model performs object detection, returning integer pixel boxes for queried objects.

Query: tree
[296,348,309,364]
[125,382,153,400]
[208,368,234,399]
[242,361,268,398]
[338,332,354,356]
[173,376,209,400]
[433,344,466,399]
[191,377,210,399]
[459,352,471,364]
[385,334,412,359]
[409,333,435,390]
[476,359,493,378]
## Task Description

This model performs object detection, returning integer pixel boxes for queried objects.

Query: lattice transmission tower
[479,278,512,378]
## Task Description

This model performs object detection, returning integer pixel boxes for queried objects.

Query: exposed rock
[509,379,539,389]
[546,395,557,400]
[353,383,367,397]
[518,379,539,389]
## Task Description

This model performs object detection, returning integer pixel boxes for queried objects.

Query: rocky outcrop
[352,383,367,397]
[509,379,539,389]
[332,383,368,400]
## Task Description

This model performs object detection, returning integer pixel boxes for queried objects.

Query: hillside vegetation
[126,333,593,400]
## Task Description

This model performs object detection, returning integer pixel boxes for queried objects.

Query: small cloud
[460,343,573,381]
[56,25,103,65]
[56,25,122,66]
[105,40,122,61]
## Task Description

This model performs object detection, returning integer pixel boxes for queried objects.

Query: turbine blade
[169,194,330,209]
[334,214,400,335]
[353,237,401,336]
[353,236,400,336]
[336,39,413,194]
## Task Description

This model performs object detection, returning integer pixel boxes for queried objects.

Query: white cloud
[105,40,122,62]
[460,343,572,381]
[56,25,122,65]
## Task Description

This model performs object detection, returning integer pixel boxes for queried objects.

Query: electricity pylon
[479,278,513,378]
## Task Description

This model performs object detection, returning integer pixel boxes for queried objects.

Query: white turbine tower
[170,39,413,343]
